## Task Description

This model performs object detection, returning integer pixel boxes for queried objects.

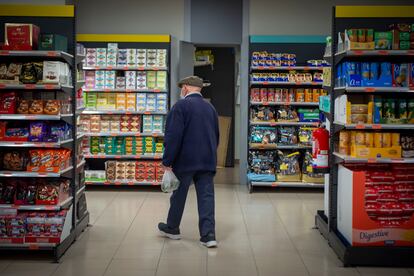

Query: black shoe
[200,234,217,248]
[158,222,181,240]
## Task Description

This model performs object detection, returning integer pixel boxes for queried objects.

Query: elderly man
[158,76,219,248]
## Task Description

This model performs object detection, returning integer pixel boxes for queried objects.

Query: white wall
[250,0,414,35]
[77,0,185,103]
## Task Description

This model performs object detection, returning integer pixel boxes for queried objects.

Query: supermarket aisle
[1,186,413,276]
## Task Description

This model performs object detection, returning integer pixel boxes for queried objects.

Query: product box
[156,94,167,113]
[146,49,157,68]
[42,61,67,84]
[156,71,167,90]
[4,23,40,50]
[337,164,414,247]
[126,94,136,111]
[375,32,392,50]
[147,71,157,89]
[136,93,147,112]
[96,48,107,67]
[146,94,156,112]
[107,93,116,110]
[156,49,167,68]
[392,64,409,87]
[136,72,147,90]
[322,67,331,87]
[126,71,136,90]
[86,48,97,67]
[95,70,105,89]
[341,30,375,51]
[116,93,127,111]
[117,49,127,67]
[362,62,392,87]
[86,93,97,110]
[409,64,414,88]
[106,49,117,67]
[350,145,402,158]
[136,49,147,67]
[104,70,115,89]
[85,71,95,89]
[97,94,108,110]
[39,34,67,52]
[343,62,361,87]
[116,77,126,89]
[127,49,137,67]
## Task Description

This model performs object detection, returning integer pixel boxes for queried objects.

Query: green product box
[104,137,116,154]
[113,137,125,155]
[400,32,410,41]
[400,41,411,50]
[374,32,392,50]
[39,34,68,52]
[86,93,97,109]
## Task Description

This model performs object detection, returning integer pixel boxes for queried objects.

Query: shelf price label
[367,158,377,163]
[377,50,389,55]
[364,87,376,92]
[138,67,145,71]
[47,51,57,57]
[44,84,55,90]
[28,244,40,250]
[271,182,279,187]
[408,50,414,55]
[0,50,10,55]
[372,124,382,129]
[0,84,6,89]
[355,124,365,129]
[352,50,364,56]
[24,84,36,89]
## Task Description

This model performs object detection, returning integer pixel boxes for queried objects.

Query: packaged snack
[373,96,382,124]
[351,114,368,124]
[302,151,324,183]
[43,100,60,115]
[4,23,40,50]
[382,133,392,148]
[277,151,301,182]
[383,99,396,123]
[16,99,30,114]
[304,89,312,102]
[401,134,414,158]
[296,89,305,102]
[250,88,260,102]
[392,64,408,87]
[365,133,374,147]
[28,122,47,142]
[3,151,27,171]
[251,106,275,122]
[42,61,67,84]
[351,104,368,114]
[339,131,350,155]
[267,88,275,102]
[29,100,44,114]
[278,127,298,145]
[0,93,17,114]
[260,89,267,102]
[374,32,392,50]
[298,127,313,146]
[392,133,400,147]
[355,131,366,146]
[277,107,298,122]
[374,133,383,148]
[19,63,38,84]
[250,126,277,144]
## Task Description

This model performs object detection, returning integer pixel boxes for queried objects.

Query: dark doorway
[194,46,235,167]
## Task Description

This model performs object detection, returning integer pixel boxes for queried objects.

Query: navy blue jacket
[162,93,219,174]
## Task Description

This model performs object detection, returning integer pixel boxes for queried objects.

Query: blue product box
[336,63,342,87]
[344,62,361,87]
[364,62,392,87]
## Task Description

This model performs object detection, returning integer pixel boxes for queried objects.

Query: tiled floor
[1,183,413,276]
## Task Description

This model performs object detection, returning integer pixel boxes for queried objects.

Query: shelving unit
[247,35,328,192]
[315,5,414,267]
[0,4,89,261]
[77,34,170,187]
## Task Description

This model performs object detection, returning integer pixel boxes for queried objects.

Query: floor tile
[52,259,109,276]
[2,261,59,276]
[301,252,359,276]
[157,256,207,276]
[254,251,309,276]
[0,260,11,272]
[104,259,156,276]
[357,267,412,276]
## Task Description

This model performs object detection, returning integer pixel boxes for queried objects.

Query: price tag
[127,181,134,186]
[262,102,269,106]
[408,50,414,55]
[24,84,36,89]
[153,67,159,71]
[110,133,117,136]
[123,66,129,70]
[372,124,382,129]
[353,50,364,56]
[104,89,111,92]
[47,51,57,57]
[364,87,376,92]
[29,244,40,250]
[44,84,55,90]
[126,112,132,115]
[0,50,10,55]
[263,82,268,85]
[95,66,100,70]
[296,82,302,85]
[126,89,133,93]
[45,206,55,211]
[271,182,279,187]
[38,173,48,177]
[152,182,159,186]
[154,89,161,93]
[107,66,113,70]
[115,156,121,159]
[0,84,6,89]
[134,133,141,137]
[144,112,151,115]
[270,122,277,126]
[114,181,121,185]
[391,158,404,163]
[356,124,365,129]
[378,50,389,55]
[138,67,145,71]
[367,158,376,163]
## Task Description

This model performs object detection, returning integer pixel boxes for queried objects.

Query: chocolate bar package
[117,49,127,66]
[4,23,40,50]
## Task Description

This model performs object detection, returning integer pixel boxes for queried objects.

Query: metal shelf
[84,154,162,160]
[250,81,323,86]
[0,50,73,63]
[82,110,167,115]
[250,181,324,188]
[0,166,73,178]
[250,121,319,126]
[85,180,161,186]
[250,101,319,107]
[335,49,414,65]
[251,66,325,71]
[334,86,413,94]
[0,138,73,148]
[82,88,167,93]
[334,121,414,130]
[76,186,86,199]
[0,114,73,121]
[333,152,414,164]
[82,66,168,71]
[0,83,73,92]
[82,132,164,137]
[249,143,311,150]
[0,196,73,211]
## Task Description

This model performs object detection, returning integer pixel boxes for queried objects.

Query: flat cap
[177,76,204,88]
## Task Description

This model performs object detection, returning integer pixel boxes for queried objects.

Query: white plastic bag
[161,170,180,193]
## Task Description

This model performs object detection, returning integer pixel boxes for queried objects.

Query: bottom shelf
[85,180,161,186]
[251,181,324,188]
[315,211,414,267]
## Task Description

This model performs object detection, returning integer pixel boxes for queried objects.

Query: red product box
[0,92,17,114]
[3,23,40,50]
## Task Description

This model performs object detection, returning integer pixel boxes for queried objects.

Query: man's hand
[162,164,172,171]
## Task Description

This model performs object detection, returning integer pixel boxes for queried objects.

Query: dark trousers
[167,171,215,238]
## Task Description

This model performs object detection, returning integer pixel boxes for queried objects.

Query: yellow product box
[302,174,324,184]
[126,94,136,111]
[97,94,108,110]
[106,93,116,110]
[350,145,402,159]
[116,93,126,111]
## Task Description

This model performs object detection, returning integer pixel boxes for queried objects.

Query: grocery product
[277,151,301,182]
[250,126,277,144]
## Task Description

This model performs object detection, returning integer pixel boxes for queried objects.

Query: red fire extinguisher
[312,125,329,173]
